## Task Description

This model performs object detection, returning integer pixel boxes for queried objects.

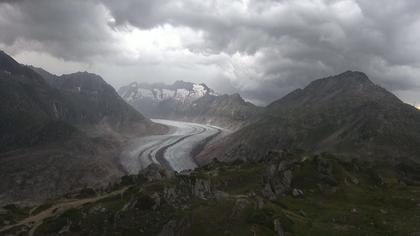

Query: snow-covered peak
[118,81,217,104]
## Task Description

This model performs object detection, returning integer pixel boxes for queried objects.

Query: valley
[2,2,420,234]
[120,119,222,173]
[2,51,420,236]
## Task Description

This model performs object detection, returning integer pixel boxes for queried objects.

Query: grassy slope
[2,153,420,236]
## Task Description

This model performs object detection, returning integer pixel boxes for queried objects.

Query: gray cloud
[102,0,420,104]
[1,0,420,105]
[0,0,118,61]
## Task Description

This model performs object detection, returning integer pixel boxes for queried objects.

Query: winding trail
[0,187,129,235]
[120,119,221,173]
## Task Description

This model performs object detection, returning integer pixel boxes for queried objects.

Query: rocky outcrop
[159,217,192,236]
[262,157,297,199]
[139,163,175,181]
[6,152,420,235]
[273,219,286,236]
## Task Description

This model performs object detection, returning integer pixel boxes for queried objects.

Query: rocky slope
[0,51,165,204]
[118,81,261,129]
[173,93,262,130]
[30,67,165,136]
[2,151,420,235]
[198,71,420,164]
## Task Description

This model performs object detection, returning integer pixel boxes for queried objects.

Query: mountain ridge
[197,71,420,164]
[0,51,166,204]
[118,80,262,129]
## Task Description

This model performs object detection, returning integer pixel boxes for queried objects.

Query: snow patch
[139,88,154,99]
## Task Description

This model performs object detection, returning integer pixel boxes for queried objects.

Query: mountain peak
[210,71,420,164]
[307,70,373,90]
[268,71,402,115]
[60,71,106,84]
[63,71,103,80]
[172,80,195,90]
[0,50,21,74]
[334,70,372,84]
[0,50,45,83]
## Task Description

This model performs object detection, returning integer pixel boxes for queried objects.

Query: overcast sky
[1,0,420,106]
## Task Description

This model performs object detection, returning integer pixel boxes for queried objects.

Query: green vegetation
[2,152,420,235]
[0,204,31,229]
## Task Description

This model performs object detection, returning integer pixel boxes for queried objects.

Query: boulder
[139,163,175,181]
[273,219,285,236]
[292,188,304,198]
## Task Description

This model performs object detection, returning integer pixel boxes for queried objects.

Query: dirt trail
[0,187,129,235]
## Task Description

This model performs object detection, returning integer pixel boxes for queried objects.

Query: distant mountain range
[197,71,420,164]
[0,51,165,204]
[118,81,262,129]
[118,80,217,104]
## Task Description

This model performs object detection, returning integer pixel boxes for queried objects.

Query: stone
[214,190,230,201]
[163,187,177,203]
[139,163,175,181]
[263,161,294,197]
[273,219,285,236]
[159,217,192,236]
[151,192,161,210]
[193,179,212,199]
[230,198,250,219]
[292,188,304,198]
[256,196,265,209]
[262,183,276,200]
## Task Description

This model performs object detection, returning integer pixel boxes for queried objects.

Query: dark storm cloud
[0,0,118,61]
[1,0,420,104]
[101,0,420,104]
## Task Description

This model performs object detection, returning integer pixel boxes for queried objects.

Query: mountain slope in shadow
[198,71,420,164]
[0,51,166,204]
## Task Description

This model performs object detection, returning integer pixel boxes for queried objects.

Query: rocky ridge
[198,71,420,163]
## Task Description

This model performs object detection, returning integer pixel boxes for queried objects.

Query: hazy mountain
[118,81,261,129]
[177,93,263,129]
[0,51,165,204]
[118,81,216,104]
[118,81,216,118]
[198,71,420,164]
